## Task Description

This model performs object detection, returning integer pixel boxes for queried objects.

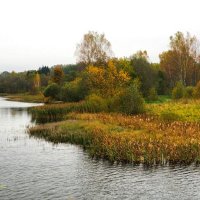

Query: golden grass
[29,112,200,165]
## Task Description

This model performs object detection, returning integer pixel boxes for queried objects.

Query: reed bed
[30,102,82,123]
[29,112,200,165]
[30,101,108,123]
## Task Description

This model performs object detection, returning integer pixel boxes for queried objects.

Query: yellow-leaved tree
[81,60,130,97]
[52,65,64,84]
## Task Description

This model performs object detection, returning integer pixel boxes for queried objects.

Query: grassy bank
[29,112,200,165]
[1,93,44,103]
[30,98,200,123]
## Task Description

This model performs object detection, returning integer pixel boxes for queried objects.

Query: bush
[82,94,108,113]
[193,81,200,98]
[147,87,158,101]
[112,83,145,114]
[172,82,185,99]
[43,83,61,100]
[61,78,85,102]
[184,86,194,99]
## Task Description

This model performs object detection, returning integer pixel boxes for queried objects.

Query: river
[0,97,200,200]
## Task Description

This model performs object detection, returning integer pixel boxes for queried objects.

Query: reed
[29,112,200,165]
[30,100,109,123]
[30,102,82,123]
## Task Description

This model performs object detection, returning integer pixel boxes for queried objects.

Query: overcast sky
[0,0,200,72]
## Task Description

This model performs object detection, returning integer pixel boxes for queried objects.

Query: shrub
[172,81,185,99]
[61,78,85,102]
[184,86,194,99]
[43,83,61,100]
[113,83,145,114]
[82,94,108,113]
[193,81,200,98]
[147,87,158,101]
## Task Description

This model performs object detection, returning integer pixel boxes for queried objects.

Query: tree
[52,65,64,84]
[81,60,130,97]
[38,66,50,75]
[160,32,200,87]
[32,73,41,94]
[111,57,135,78]
[130,51,157,96]
[75,31,113,66]
[170,32,199,85]
[159,50,180,88]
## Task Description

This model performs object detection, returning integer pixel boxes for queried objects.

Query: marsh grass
[30,100,110,123]
[30,103,80,123]
[29,112,200,165]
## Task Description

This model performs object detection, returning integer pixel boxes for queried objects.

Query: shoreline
[0,93,44,103]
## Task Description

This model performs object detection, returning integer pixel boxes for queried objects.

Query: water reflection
[0,97,200,200]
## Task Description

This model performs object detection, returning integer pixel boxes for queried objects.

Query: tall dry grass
[29,112,200,165]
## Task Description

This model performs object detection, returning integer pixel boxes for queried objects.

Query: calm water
[0,97,200,200]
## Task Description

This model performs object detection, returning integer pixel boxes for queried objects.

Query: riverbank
[0,93,44,103]
[29,111,200,165]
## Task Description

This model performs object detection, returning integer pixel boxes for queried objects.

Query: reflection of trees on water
[0,108,27,117]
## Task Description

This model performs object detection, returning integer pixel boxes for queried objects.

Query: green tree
[130,51,157,96]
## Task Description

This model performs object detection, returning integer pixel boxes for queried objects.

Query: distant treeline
[1,31,200,113]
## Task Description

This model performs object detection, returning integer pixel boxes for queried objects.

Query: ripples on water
[0,97,200,200]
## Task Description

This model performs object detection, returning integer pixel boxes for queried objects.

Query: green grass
[146,99,200,122]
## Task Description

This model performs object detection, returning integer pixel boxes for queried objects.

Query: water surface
[0,97,200,200]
